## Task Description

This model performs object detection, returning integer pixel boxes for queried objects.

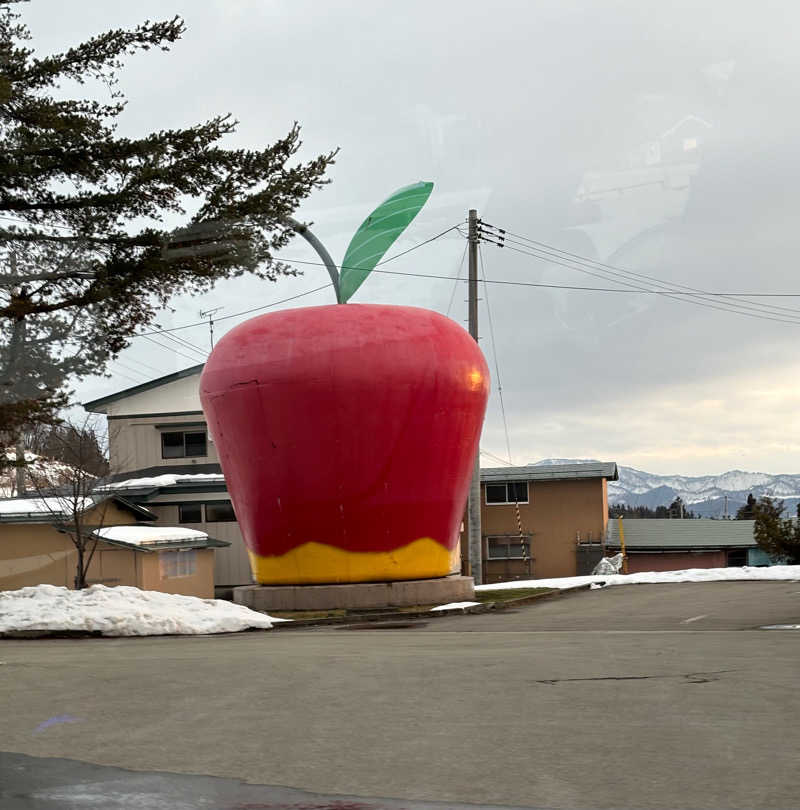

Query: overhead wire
[134,284,333,337]
[494,231,800,318]
[479,244,514,466]
[134,224,462,339]
[155,329,208,359]
[445,244,468,319]
[479,222,800,325]
[489,224,800,300]
[139,334,206,365]
[491,239,800,327]
[480,449,515,467]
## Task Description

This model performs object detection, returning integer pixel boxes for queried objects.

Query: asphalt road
[1,581,799,810]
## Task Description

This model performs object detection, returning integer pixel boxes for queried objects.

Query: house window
[179,503,202,524]
[485,481,529,505]
[161,430,207,459]
[205,500,236,522]
[727,548,747,567]
[487,536,529,559]
[159,550,197,578]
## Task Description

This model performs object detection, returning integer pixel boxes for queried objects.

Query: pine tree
[0,3,336,436]
[752,496,800,564]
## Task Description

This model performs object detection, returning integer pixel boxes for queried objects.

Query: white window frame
[159,549,197,579]
[484,481,529,506]
[486,535,532,560]
[160,429,208,459]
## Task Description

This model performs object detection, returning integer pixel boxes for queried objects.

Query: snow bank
[0,584,286,636]
[93,525,208,546]
[430,601,480,612]
[474,564,800,592]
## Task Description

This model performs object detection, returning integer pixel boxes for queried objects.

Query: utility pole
[199,307,223,351]
[467,209,482,585]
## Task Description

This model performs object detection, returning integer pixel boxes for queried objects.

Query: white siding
[104,372,203,417]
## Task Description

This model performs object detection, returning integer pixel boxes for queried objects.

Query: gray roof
[83,364,204,412]
[481,461,618,483]
[606,519,757,550]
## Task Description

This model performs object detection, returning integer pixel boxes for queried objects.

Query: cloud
[21,0,800,475]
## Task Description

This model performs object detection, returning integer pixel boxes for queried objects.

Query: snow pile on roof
[93,525,208,546]
[430,601,480,611]
[475,564,800,592]
[0,495,94,517]
[0,584,286,636]
[99,473,225,491]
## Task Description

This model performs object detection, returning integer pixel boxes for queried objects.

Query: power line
[112,353,171,377]
[479,245,513,466]
[156,329,208,359]
[265,255,800,312]
[134,224,461,339]
[480,222,800,325]
[107,365,147,385]
[446,244,468,319]
[134,283,333,337]
[140,334,206,365]
[487,224,800,299]
[494,231,800,318]
[491,239,800,327]
[480,449,515,467]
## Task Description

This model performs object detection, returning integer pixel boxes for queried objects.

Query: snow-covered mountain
[532,458,800,517]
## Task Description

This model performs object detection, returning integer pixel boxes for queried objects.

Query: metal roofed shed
[607,518,757,550]
[605,518,771,573]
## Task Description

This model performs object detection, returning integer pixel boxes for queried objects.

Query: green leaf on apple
[338,181,434,303]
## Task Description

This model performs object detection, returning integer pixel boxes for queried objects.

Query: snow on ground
[430,601,480,611]
[0,584,288,636]
[93,525,208,546]
[474,565,800,592]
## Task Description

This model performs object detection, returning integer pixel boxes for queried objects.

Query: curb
[272,583,594,629]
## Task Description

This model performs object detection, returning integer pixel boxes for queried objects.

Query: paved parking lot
[1,581,798,810]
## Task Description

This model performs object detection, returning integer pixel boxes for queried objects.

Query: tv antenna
[199,307,223,350]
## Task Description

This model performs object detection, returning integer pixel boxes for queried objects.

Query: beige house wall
[0,501,218,597]
[463,477,609,582]
[137,548,216,598]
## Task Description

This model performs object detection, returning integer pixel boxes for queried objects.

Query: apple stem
[286,217,343,303]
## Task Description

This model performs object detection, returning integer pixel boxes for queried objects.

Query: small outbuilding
[0,494,228,597]
[605,518,772,572]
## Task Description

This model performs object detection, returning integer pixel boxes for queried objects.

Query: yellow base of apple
[247,536,461,585]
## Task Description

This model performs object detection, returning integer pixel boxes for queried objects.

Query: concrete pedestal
[233,575,474,612]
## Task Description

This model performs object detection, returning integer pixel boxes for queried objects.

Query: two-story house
[84,365,252,595]
[462,462,619,584]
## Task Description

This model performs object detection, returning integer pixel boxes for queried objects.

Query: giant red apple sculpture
[200,303,488,584]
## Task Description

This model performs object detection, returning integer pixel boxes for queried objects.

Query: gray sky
[23,0,800,476]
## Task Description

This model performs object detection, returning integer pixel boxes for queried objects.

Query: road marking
[681,614,708,624]
[761,624,800,630]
